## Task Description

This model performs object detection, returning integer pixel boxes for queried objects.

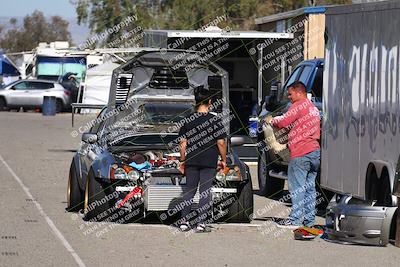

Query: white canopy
[81,61,120,113]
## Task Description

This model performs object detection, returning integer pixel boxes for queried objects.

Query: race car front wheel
[66,162,83,212]
[226,167,254,223]
[83,169,114,222]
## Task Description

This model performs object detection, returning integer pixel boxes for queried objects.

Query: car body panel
[325,194,396,246]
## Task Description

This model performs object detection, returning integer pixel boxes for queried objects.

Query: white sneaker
[196,223,211,233]
[275,219,301,229]
[179,222,190,232]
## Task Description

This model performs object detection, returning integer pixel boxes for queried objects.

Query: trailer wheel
[258,149,284,198]
[377,169,393,207]
[66,162,83,212]
[226,169,254,223]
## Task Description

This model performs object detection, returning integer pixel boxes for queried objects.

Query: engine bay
[114,150,181,171]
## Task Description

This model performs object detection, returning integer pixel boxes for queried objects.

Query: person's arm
[179,138,187,161]
[217,139,227,168]
[179,138,187,174]
[270,106,299,128]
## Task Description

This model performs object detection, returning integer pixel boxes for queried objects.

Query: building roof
[255,6,326,25]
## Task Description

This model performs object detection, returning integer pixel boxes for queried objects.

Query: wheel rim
[84,178,89,215]
[67,174,71,207]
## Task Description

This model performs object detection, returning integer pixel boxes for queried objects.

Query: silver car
[0,79,71,112]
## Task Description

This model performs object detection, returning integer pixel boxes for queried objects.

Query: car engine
[114,151,181,170]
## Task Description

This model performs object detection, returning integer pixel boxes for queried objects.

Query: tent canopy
[81,61,120,112]
[0,53,20,76]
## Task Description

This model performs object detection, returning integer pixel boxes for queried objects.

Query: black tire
[0,98,8,111]
[56,99,63,113]
[258,149,284,199]
[226,168,254,223]
[83,170,142,223]
[66,162,83,212]
[257,149,268,195]
[83,169,115,222]
[377,169,393,206]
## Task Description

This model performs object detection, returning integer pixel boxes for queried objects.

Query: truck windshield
[298,65,313,85]
[284,67,302,90]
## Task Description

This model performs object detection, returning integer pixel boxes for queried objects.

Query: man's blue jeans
[287,149,320,226]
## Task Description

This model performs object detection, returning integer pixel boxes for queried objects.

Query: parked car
[0,79,71,112]
[66,50,254,224]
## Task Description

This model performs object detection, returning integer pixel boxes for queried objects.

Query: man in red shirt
[266,81,320,228]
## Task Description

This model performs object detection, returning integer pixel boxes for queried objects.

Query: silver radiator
[144,185,199,211]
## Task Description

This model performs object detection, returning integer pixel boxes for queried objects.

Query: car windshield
[140,103,194,124]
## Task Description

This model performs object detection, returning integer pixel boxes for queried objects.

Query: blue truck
[257,58,324,198]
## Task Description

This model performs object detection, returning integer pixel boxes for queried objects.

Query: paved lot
[0,112,399,267]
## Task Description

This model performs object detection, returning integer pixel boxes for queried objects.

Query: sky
[0,0,89,44]
[0,0,77,18]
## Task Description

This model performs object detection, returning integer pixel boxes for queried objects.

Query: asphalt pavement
[1,112,399,267]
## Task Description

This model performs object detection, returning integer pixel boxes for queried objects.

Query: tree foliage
[73,0,351,47]
[0,11,72,53]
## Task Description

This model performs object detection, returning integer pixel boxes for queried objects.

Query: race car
[66,50,253,224]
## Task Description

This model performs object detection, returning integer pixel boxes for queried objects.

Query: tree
[73,0,352,47]
[0,11,72,53]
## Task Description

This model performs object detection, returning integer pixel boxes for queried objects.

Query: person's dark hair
[194,85,212,106]
[288,81,307,93]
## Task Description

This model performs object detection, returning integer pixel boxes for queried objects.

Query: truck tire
[66,162,83,212]
[258,149,284,199]
[226,170,254,223]
[257,149,268,195]
[83,169,115,222]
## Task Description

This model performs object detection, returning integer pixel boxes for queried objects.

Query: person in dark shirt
[178,85,227,232]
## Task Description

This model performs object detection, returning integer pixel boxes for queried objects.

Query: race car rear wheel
[66,162,83,212]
